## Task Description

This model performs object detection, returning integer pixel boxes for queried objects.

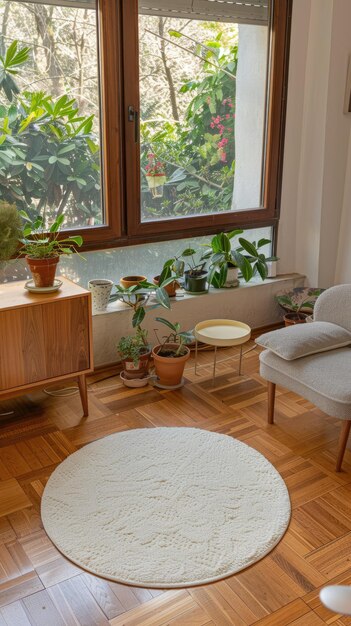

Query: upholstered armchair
[257,284,351,472]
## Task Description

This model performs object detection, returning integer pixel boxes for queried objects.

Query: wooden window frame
[59,0,292,251]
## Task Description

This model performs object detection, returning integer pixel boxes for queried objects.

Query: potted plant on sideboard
[19,212,83,288]
[152,318,193,387]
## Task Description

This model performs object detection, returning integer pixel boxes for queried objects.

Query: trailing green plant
[0,201,22,260]
[117,328,149,365]
[155,318,194,356]
[18,211,83,258]
[111,279,171,347]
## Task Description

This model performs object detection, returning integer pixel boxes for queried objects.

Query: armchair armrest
[314,284,351,332]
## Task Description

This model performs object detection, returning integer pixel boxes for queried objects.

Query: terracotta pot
[121,348,151,380]
[153,275,179,297]
[120,275,147,289]
[284,312,308,327]
[152,343,190,387]
[26,255,59,288]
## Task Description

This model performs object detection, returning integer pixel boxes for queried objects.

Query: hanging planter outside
[145,153,166,198]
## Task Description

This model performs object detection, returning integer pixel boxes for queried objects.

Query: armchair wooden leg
[336,420,351,472]
[268,382,276,425]
[78,374,89,417]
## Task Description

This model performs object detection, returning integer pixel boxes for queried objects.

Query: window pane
[0,0,103,229]
[139,7,269,222]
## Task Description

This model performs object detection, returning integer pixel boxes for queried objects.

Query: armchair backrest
[314,284,351,332]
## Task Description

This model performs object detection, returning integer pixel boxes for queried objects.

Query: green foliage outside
[0,41,101,226]
[0,28,237,225]
[141,30,237,220]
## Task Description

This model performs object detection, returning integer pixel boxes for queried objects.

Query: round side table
[194,319,251,382]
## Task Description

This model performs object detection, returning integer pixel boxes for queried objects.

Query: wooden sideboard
[0,277,93,416]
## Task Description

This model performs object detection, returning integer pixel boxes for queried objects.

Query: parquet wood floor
[0,342,350,625]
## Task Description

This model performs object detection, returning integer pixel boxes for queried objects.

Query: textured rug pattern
[41,427,291,587]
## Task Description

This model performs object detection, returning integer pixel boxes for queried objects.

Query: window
[0,0,291,249]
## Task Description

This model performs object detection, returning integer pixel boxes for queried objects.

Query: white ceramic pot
[88,279,113,313]
[224,266,239,288]
[266,260,277,278]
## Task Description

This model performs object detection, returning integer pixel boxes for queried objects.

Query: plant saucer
[24,279,63,294]
[184,289,209,296]
[120,371,149,388]
[152,377,186,390]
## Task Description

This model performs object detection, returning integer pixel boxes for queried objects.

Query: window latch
[128,105,139,143]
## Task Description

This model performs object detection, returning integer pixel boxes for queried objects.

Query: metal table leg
[238,345,243,375]
[213,345,217,384]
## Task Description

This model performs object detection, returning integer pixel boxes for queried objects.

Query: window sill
[92,273,305,368]
[93,273,303,317]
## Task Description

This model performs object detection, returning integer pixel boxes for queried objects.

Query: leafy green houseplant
[19,211,83,288]
[276,288,324,326]
[181,248,208,293]
[0,201,22,261]
[114,280,171,383]
[117,328,151,380]
[153,255,185,297]
[152,318,194,387]
[203,231,272,288]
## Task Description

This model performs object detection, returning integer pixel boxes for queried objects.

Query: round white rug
[41,427,291,588]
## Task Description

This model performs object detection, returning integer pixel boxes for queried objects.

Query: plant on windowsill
[181,247,209,293]
[203,232,272,288]
[153,255,185,297]
[0,201,22,262]
[18,212,83,288]
[152,318,194,387]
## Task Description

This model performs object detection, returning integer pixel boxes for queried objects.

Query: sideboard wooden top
[0,277,89,311]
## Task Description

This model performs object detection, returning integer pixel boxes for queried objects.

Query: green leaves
[132,306,145,328]
[155,317,180,333]
[155,287,170,310]
[0,42,30,102]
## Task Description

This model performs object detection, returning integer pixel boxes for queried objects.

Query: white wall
[233,24,268,210]
[278,0,351,287]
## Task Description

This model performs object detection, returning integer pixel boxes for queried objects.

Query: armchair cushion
[259,347,351,419]
[256,321,351,361]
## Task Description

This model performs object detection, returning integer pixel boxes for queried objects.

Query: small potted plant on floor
[276,288,324,326]
[0,201,22,261]
[153,256,184,297]
[118,328,151,382]
[113,280,171,386]
[145,153,166,198]
[182,248,209,293]
[152,318,193,387]
[19,212,83,288]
